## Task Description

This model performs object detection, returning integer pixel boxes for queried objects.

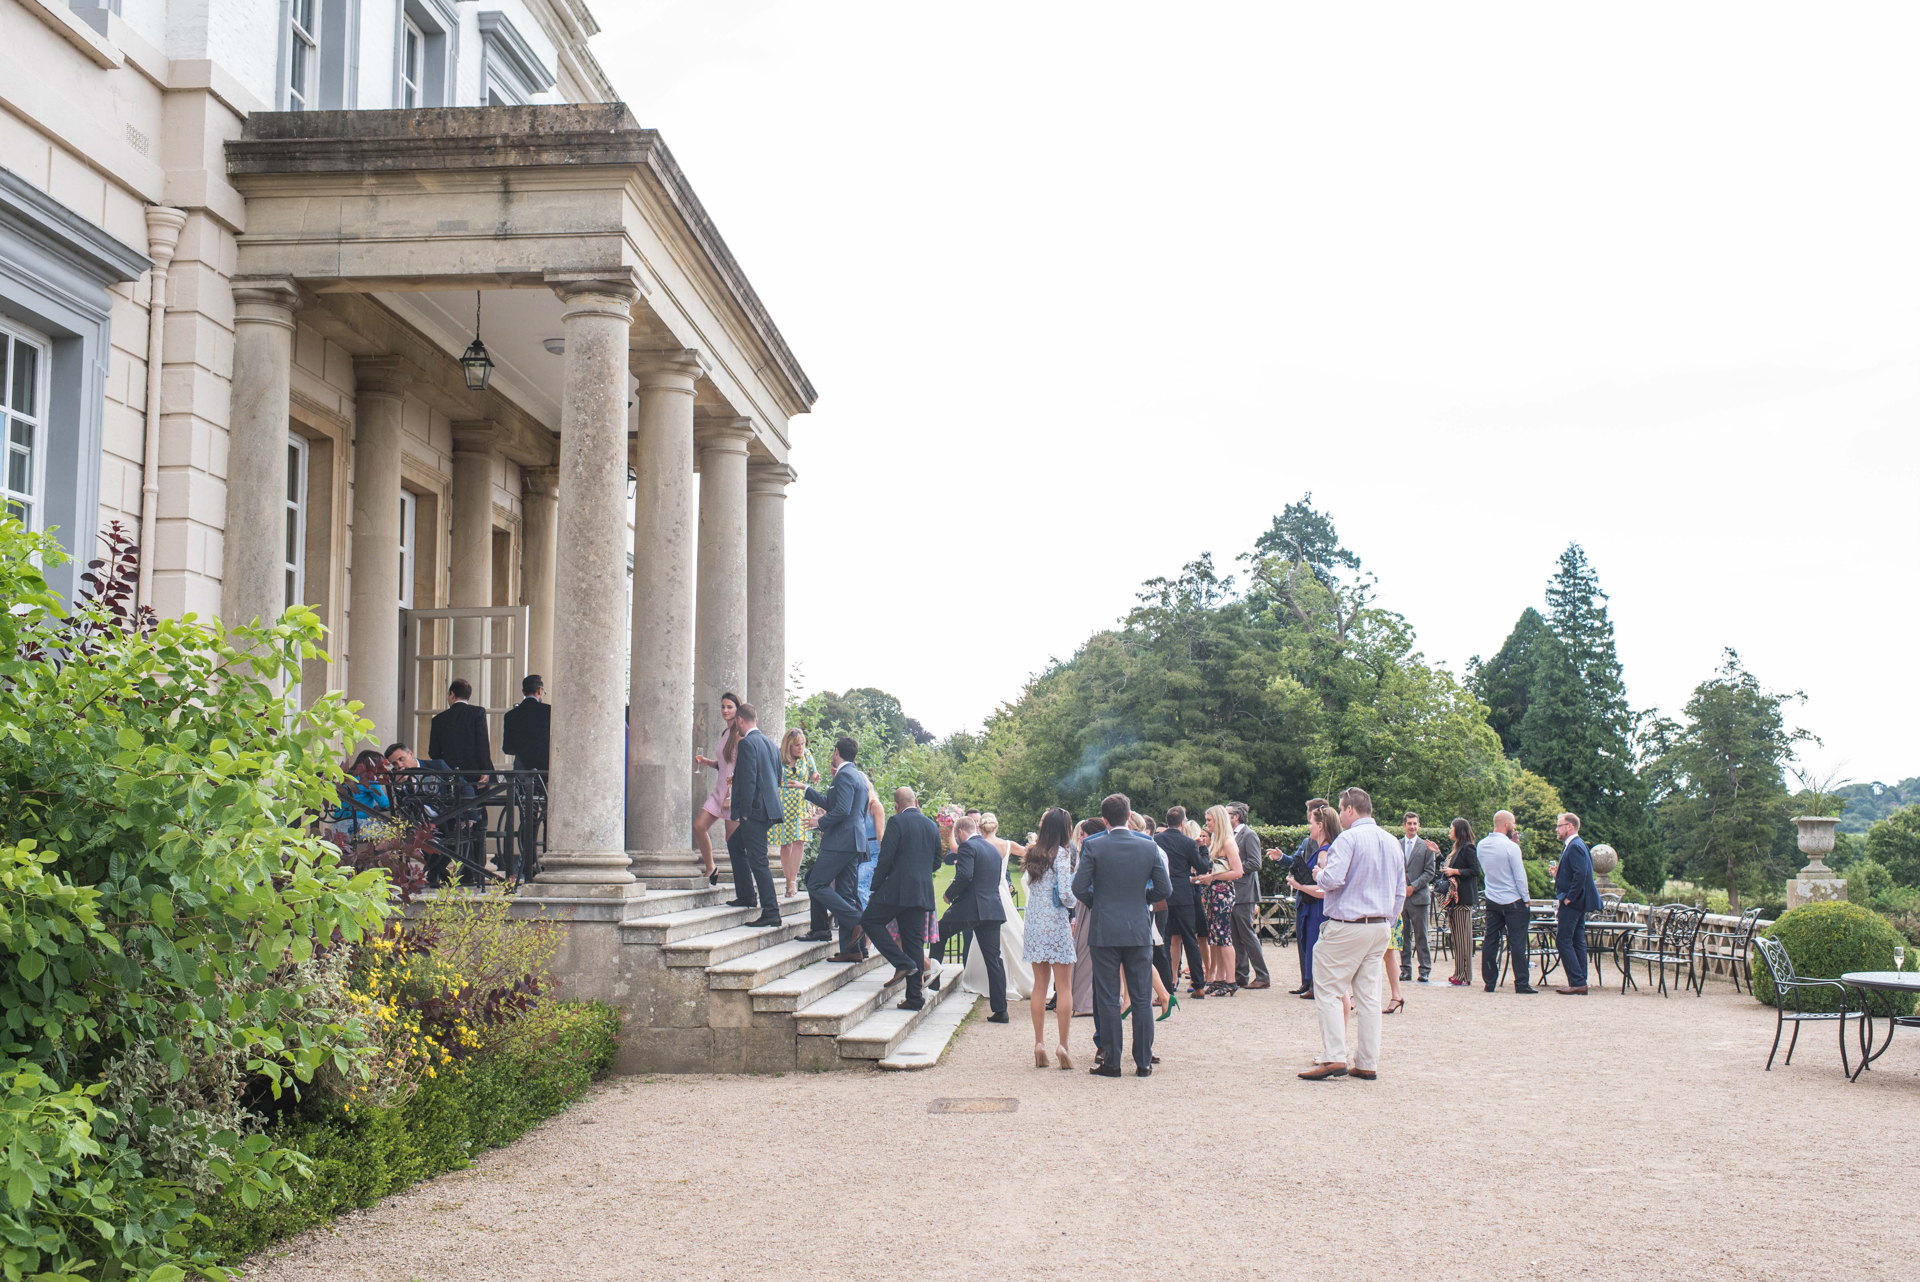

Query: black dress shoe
[794,931,833,943]
[725,899,753,909]
[897,1000,925,1011]
[1150,1054,1160,1064]
[1135,1066,1153,1077]
[1045,996,1056,1011]
[1089,1064,1122,1078]
[747,916,783,929]
[1514,985,1541,994]
[1399,972,1412,982]
[986,1012,1010,1024]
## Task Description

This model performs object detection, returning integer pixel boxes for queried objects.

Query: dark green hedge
[1752,902,1917,1015]
[194,1000,621,1262]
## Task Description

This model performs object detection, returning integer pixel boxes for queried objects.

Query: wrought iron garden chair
[1725,906,1764,994]
[1752,934,1861,1072]
[1619,903,1706,996]
[1599,893,1622,919]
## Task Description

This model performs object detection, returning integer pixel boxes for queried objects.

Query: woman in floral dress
[773,727,819,898]
[1022,807,1078,1068]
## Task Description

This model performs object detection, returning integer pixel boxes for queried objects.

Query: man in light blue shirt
[1476,811,1538,994]
[1300,787,1407,1082]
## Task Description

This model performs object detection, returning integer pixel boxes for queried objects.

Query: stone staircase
[602,881,977,1073]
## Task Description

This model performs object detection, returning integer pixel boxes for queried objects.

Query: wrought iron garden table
[1839,971,1920,1082]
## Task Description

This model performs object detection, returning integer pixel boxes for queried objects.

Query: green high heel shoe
[1157,993,1179,1022]
[1119,1003,1132,1019]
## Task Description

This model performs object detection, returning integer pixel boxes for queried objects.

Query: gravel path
[244,953,1920,1281]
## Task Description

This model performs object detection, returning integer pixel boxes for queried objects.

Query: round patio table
[1839,971,1920,1082]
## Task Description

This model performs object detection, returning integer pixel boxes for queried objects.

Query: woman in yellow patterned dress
[774,727,820,898]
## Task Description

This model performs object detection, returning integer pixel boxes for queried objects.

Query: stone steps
[618,892,809,945]
[663,913,812,968]
[702,929,834,989]
[877,981,978,1070]
[837,963,966,1060]
[749,952,886,1014]
[622,885,735,919]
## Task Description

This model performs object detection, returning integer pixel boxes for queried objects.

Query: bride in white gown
[963,814,1033,1000]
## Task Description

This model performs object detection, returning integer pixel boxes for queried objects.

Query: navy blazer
[728,728,782,825]
[804,763,872,855]
[1554,836,1603,914]
[1154,829,1211,908]
[945,835,1007,924]
[869,807,941,911]
[428,701,493,773]
[1072,828,1172,948]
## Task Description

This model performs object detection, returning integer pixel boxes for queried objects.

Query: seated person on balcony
[329,749,393,841]
[502,674,550,773]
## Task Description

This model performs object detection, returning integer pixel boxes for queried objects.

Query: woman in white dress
[964,813,1033,1001]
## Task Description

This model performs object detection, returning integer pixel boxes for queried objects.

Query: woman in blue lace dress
[1022,807,1078,1070]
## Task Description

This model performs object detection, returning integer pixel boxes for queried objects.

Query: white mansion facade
[0,0,813,907]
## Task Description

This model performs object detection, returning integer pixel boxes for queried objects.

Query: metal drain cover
[928,1097,1019,1114]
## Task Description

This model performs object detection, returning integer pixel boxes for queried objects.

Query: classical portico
[223,106,814,940]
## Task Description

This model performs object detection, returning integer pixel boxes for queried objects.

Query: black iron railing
[383,767,548,886]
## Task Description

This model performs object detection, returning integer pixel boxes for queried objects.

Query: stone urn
[1590,843,1621,898]
[1786,816,1847,910]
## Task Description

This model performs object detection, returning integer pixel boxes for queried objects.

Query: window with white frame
[0,322,49,531]
[398,488,417,609]
[288,0,320,110]
[285,436,309,612]
[400,16,424,107]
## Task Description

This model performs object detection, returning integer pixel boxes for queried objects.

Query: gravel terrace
[243,950,1920,1282]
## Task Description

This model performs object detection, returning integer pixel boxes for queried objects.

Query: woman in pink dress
[690,692,740,883]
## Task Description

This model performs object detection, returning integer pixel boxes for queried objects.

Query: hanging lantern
[460,290,494,391]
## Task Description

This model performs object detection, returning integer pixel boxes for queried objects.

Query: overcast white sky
[596,2,1919,783]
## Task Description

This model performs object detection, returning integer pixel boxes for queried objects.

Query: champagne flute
[1895,944,1907,973]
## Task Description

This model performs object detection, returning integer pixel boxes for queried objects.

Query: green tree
[1468,607,1547,757]
[1652,650,1813,912]
[1508,769,1565,852]
[1864,806,1920,887]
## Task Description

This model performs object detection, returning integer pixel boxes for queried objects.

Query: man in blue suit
[1552,811,1603,994]
[804,736,872,962]
[1073,793,1173,1077]
[725,703,785,929]
[945,813,1009,1021]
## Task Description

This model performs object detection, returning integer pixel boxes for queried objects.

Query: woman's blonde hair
[780,727,806,763]
[1205,804,1236,863]
[1183,819,1204,842]
[979,813,999,836]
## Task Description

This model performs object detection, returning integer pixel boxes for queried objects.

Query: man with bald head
[1477,810,1538,994]
[861,786,942,1010]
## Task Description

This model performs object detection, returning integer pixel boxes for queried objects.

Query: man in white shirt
[1299,787,1407,1082]
[1476,810,1539,994]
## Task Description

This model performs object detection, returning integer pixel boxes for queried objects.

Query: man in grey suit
[724,703,784,929]
[1398,811,1438,983]
[1228,802,1271,989]
[945,813,1009,1021]
[803,736,872,962]
[1073,792,1174,1077]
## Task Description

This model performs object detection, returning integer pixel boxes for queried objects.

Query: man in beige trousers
[1299,787,1408,1081]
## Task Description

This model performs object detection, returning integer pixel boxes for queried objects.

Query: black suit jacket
[729,728,782,825]
[500,698,551,770]
[869,808,940,911]
[1155,829,1210,907]
[428,702,492,773]
[945,835,1007,924]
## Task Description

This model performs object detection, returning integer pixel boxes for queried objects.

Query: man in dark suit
[500,673,550,772]
[803,736,872,961]
[426,679,492,886]
[1552,811,1603,994]
[863,786,940,1009]
[1073,792,1173,1077]
[725,702,784,928]
[1155,806,1211,997]
[1398,811,1438,983]
[946,813,1009,1021]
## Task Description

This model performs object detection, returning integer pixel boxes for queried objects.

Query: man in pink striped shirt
[1300,786,1408,1081]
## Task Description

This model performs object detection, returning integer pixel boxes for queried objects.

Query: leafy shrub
[1846,858,1895,900]
[1864,805,1920,886]
[1752,901,1917,1014]
[0,520,389,1279]
[1523,860,1551,900]
[192,1001,619,1262]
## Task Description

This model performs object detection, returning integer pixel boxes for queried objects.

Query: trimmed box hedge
[1752,902,1918,1015]
[194,1000,621,1262]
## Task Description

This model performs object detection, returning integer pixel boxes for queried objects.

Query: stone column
[692,417,754,811]
[448,424,497,701]
[521,466,560,683]
[526,275,643,900]
[628,348,707,888]
[348,357,410,747]
[222,277,299,632]
[747,459,795,744]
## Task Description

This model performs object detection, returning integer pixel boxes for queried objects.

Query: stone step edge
[660,914,814,968]
[701,931,836,990]
[751,952,887,1014]
[618,894,810,944]
[836,963,965,1059]
[876,986,981,1071]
